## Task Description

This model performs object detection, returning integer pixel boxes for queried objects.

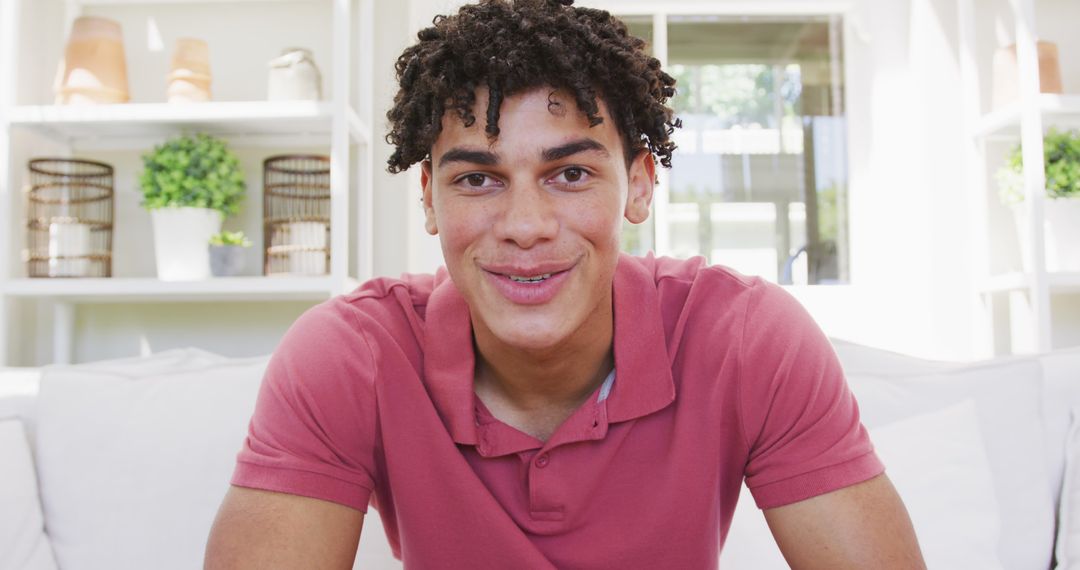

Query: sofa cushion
[0,368,44,450]
[1038,348,1080,511]
[34,350,267,570]
[1054,405,1080,568]
[831,340,1053,569]
[0,417,58,570]
[867,399,1002,568]
[720,399,1003,569]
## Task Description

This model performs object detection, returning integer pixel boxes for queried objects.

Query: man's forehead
[431,87,618,159]
[438,87,598,128]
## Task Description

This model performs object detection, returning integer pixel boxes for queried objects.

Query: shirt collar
[422,253,676,446]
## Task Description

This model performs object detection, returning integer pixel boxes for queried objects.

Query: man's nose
[492,182,559,249]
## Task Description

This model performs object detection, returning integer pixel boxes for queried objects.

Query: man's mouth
[507,273,553,283]
[479,261,577,304]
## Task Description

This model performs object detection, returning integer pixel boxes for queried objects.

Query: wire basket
[263,155,331,276]
[26,158,114,278]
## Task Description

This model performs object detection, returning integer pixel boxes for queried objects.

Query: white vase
[1011,198,1080,272]
[150,207,223,281]
[267,48,322,101]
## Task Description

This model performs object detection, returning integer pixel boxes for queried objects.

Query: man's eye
[553,167,589,185]
[457,173,498,188]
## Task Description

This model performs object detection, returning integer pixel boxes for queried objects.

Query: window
[621,14,849,285]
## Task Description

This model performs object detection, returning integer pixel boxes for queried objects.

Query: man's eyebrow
[437,148,498,168]
[436,138,610,168]
[542,138,610,162]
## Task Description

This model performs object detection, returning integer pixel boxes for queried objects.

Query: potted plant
[997,128,1080,272]
[208,230,251,277]
[139,133,245,280]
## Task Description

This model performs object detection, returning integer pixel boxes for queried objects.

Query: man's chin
[483,319,569,353]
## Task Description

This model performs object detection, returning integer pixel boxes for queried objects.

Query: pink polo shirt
[232,253,884,568]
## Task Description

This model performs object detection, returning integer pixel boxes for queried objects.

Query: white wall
[808,0,979,360]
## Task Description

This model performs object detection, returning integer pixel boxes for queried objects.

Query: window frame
[605,1,855,286]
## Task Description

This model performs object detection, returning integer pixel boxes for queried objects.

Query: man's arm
[204,486,364,570]
[762,473,925,569]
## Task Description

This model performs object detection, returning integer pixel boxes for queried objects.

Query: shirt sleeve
[231,299,379,512]
[738,280,884,509]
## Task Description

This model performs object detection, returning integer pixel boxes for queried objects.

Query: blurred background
[1,0,1078,366]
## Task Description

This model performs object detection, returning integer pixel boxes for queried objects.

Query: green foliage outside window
[139,133,246,216]
[669,64,802,127]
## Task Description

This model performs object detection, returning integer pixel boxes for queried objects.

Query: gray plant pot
[209,245,247,277]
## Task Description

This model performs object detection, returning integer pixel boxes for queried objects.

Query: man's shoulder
[290,272,442,348]
[341,272,440,314]
[625,252,765,305]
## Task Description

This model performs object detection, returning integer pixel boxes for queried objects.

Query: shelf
[8,101,370,150]
[77,0,317,4]
[972,94,1080,140]
[0,276,340,303]
[978,272,1080,295]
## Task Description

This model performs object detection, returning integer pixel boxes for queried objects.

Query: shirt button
[535,453,550,468]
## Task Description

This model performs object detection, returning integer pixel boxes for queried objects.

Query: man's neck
[471,309,614,414]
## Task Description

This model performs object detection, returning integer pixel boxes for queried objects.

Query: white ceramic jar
[267,48,322,101]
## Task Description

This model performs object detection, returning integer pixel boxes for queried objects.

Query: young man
[206,1,925,568]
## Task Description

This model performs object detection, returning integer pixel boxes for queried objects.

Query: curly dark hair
[385,0,680,174]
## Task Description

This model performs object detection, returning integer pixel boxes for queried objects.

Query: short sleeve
[738,280,884,509]
[231,299,379,512]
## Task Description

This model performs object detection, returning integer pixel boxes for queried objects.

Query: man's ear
[420,160,438,235]
[625,150,655,224]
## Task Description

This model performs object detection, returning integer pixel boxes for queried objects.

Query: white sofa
[1,341,1079,570]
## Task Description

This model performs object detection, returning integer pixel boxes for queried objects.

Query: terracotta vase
[167,38,212,103]
[54,16,130,105]
[992,41,1064,109]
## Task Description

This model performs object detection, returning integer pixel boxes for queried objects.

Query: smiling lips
[481,261,576,305]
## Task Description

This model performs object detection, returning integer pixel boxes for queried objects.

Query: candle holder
[26,159,114,278]
[263,155,331,276]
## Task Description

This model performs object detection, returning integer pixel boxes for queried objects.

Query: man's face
[421,87,655,353]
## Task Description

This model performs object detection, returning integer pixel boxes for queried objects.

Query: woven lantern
[263,155,330,276]
[26,159,114,278]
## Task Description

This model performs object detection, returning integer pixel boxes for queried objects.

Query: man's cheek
[436,220,481,254]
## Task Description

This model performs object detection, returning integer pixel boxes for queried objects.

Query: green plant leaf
[998,128,1080,203]
[138,133,247,217]
[209,230,252,247]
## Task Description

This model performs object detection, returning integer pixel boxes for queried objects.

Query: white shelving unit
[0,0,375,365]
[971,94,1080,140]
[7,101,371,150]
[0,276,346,302]
[958,0,1080,355]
